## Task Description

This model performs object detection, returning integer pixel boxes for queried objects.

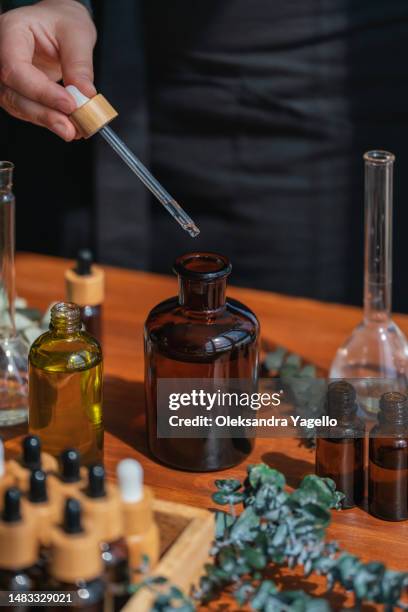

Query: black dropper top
[63,498,83,534]
[76,249,93,276]
[60,449,81,483]
[29,470,48,504]
[86,464,106,499]
[3,488,22,523]
[22,435,42,470]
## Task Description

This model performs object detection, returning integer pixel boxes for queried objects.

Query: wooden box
[123,498,214,611]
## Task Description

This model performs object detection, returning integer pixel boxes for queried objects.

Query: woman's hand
[0,0,96,140]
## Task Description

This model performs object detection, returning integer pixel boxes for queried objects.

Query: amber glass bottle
[369,391,408,521]
[144,252,259,471]
[29,303,103,466]
[315,380,365,508]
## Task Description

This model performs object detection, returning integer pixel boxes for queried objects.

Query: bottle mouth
[364,150,395,165]
[173,252,232,281]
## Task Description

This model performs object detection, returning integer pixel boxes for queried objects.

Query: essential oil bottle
[48,498,105,611]
[0,488,39,597]
[65,250,105,343]
[28,302,103,465]
[81,465,129,610]
[369,391,408,521]
[49,449,87,503]
[7,435,58,491]
[316,380,365,508]
[144,252,259,471]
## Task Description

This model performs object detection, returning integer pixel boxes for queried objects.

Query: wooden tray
[123,498,214,611]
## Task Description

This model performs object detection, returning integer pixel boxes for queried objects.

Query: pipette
[66,86,200,238]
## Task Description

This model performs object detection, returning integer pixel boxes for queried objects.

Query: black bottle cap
[22,435,42,470]
[63,498,83,534]
[29,470,48,504]
[60,449,81,483]
[76,249,93,276]
[3,488,22,522]
[86,464,106,499]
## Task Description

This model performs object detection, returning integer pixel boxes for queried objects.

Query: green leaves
[291,475,345,510]
[247,463,286,490]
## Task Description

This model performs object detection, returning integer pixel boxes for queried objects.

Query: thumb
[59,26,97,99]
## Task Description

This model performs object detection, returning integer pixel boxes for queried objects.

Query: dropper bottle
[65,249,104,343]
[48,498,105,610]
[117,459,160,583]
[25,470,59,548]
[49,449,86,504]
[81,465,129,609]
[0,438,15,501]
[7,435,58,491]
[0,488,39,592]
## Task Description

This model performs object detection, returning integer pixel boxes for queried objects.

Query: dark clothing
[2,1,408,307]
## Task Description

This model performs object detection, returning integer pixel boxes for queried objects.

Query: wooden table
[7,253,408,609]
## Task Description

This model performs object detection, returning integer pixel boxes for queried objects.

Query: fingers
[0,25,76,114]
[0,85,77,141]
[59,25,97,98]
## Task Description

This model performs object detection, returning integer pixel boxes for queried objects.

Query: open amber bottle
[144,252,259,471]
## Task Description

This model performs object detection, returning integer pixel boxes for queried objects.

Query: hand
[0,0,97,141]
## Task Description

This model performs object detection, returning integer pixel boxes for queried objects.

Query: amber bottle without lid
[81,464,129,610]
[48,498,104,611]
[65,250,104,344]
[316,381,365,508]
[144,252,259,471]
[0,488,39,597]
[369,391,408,521]
[29,302,103,466]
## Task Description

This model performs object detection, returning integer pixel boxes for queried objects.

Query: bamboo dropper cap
[65,250,105,307]
[81,465,123,543]
[117,459,160,582]
[0,488,38,570]
[67,85,118,139]
[50,498,103,584]
[7,435,58,491]
[25,470,60,547]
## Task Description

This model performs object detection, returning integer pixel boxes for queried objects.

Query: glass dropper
[66,86,200,238]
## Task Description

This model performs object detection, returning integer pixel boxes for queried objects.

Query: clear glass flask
[0,162,29,426]
[330,151,408,411]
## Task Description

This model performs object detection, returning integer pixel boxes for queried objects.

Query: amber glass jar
[144,252,259,471]
[369,391,408,521]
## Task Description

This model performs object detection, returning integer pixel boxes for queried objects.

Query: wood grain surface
[6,253,408,610]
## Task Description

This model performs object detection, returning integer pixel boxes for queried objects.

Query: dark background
[1,0,408,311]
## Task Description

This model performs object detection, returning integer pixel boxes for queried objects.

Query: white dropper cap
[66,85,90,110]
[117,459,143,503]
[0,438,4,478]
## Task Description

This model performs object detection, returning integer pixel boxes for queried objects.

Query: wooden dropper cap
[7,435,58,491]
[66,85,118,139]
[65,249,105,307]
[25,470,60,547]
[0,488,38,570]
[81,464,123,543]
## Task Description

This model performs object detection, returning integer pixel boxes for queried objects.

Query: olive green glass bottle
[28,302,103,466]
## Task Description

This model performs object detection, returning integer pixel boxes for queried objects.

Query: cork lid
[0,488,38,569]
[65,251,105,307]
[81,465,123,543]
[50,498,102,583]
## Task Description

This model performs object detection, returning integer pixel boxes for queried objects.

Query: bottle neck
[363,151,394,324]
[178,278,226,311]
[0,163,15,338]
[379,392,408,426]
[50,303,81,336]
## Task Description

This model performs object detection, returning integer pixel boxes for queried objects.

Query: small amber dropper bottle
[0,488,39,592]
[315,381,365,508]
[369,391,408,521]
[28,302,103,465]
[117,459,160,584]
[65,250,104,343]
[81,465,129,610]
[49,449,87,504]
[7,435,58,491]
[48,498,105,610]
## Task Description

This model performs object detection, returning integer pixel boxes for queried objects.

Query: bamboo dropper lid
[26,470,60,547]
[7,435,58,490]
[0,488,38,570]
[67,85,118,139]
[50,498,102,584]
[81,465,123,543]
[65,250,105,307]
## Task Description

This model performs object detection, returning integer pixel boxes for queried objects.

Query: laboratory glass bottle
[316,380,365,508]
[369,391,408,521]
[144,252,259,471]
[28,302,103,465]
